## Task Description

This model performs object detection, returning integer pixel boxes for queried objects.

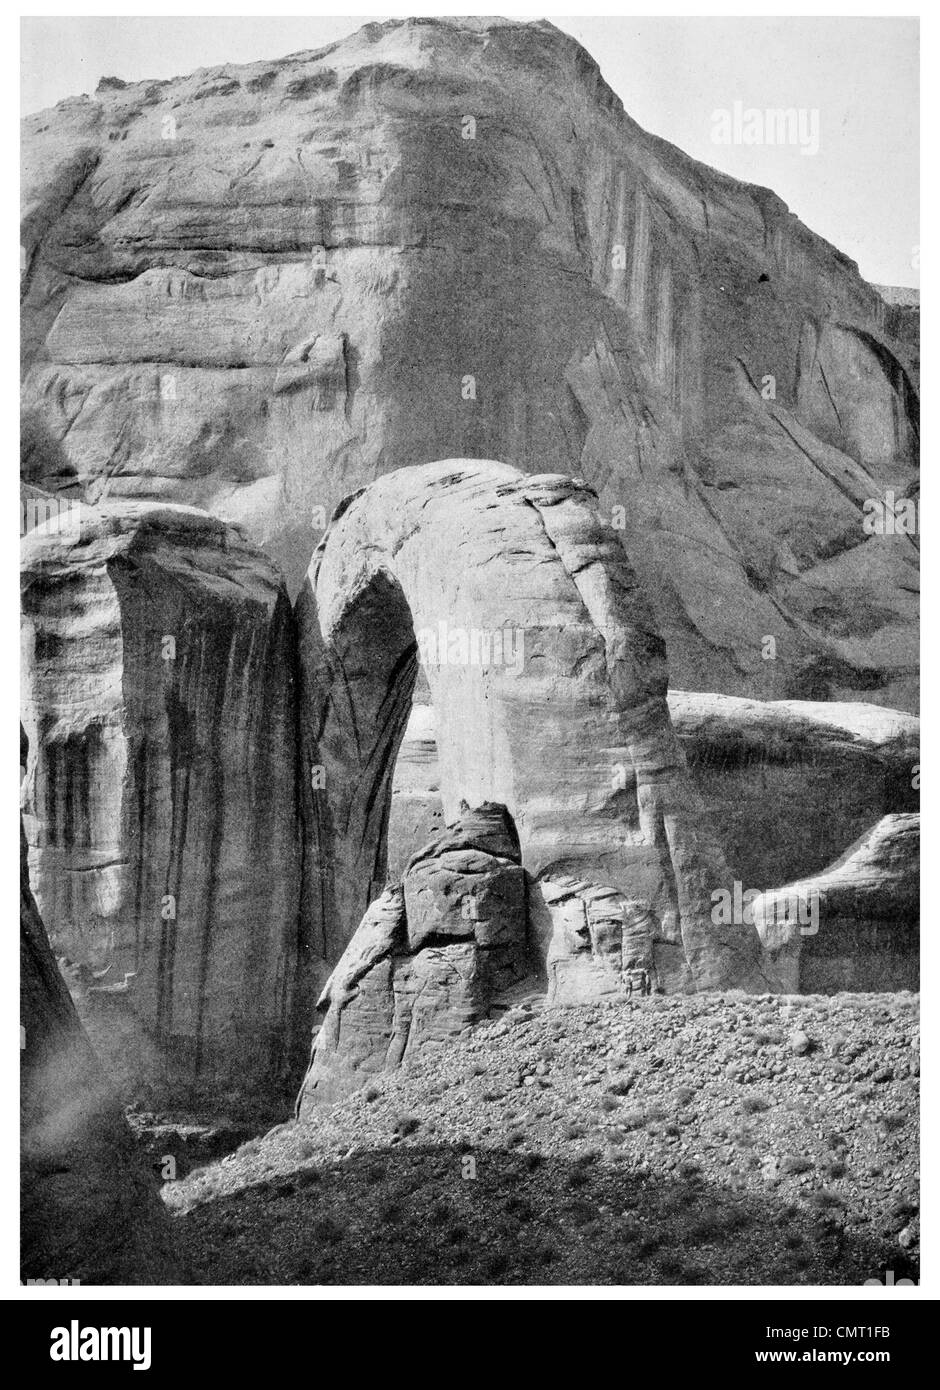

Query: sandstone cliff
[20,19,919,1127]
[21,731,176,1284]
[21,503,307,1102]
[21,16,918,711]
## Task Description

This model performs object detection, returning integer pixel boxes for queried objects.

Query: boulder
[21,16,917,711]
[21,502,307,1103]
[403,803,524,952]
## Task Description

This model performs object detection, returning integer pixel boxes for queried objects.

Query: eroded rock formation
[753,813,919,994]
[19,17,919,1136]
[21,731,176,1284]
[391,690,919,892]
[300,459,771,995]
[298,804,529,1112]
[668,692,919,887]
[21,502,307,1102]
[537,878,659,1004]
[21,16,918,710]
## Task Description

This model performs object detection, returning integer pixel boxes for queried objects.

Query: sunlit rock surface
[392,690,919,893]
[299,459,771,993]
[21,16,918,710]
[298,805,529,1113]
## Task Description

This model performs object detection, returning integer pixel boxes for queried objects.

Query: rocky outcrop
[299,459,771,995]
[21,502,307,1103]
[21,732,176,1284]
[873,286,920,360]
[298,805,529,1112]
[752,814,919,994]
[403,803,525,959]
[537,878,658,1004]
[669,692,919,887]
[21,16,918,711]
[391,690,919,893]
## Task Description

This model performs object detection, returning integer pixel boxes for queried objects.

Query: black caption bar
[2,1297,931,1374]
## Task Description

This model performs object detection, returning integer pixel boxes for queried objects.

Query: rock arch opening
[298,565,421,964]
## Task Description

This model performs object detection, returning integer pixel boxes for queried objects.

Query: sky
[20,14,919,287]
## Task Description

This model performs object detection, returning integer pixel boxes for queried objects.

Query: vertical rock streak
[21,505,306,1101]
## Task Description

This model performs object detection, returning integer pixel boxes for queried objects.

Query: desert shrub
[741,1095,770,1115]
[565,1199,597,1227]
[805,1189,845,1211]
[312,1216,343,1245]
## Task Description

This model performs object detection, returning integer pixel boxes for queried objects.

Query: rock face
[21,736,176,1284]
[669,692,919,887]
[300,459,771,995]
[391,690,919,893]
[21,16,918,712]
[19,16,919,1145]
[388,702,444,880]
[752,814,919,994]
[538,878,658,1005]
[874,286,920,362]
[21,502,307,1102]
[298,805,529,1112]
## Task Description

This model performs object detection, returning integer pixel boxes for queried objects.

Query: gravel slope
[166,991,919,1286]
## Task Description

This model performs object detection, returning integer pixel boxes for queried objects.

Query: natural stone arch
[297,459,771,993]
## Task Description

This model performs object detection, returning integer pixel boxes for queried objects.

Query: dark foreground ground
[164,991,919,1286]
